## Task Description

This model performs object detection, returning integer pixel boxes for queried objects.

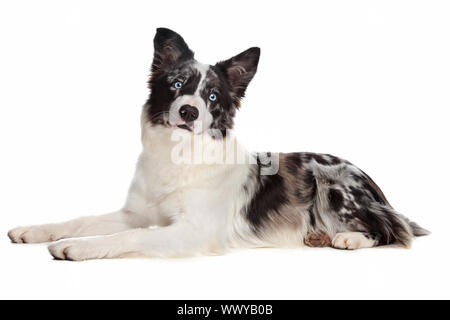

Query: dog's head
[146,28,260,136]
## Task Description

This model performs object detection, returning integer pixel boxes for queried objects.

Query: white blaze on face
[168,62,213,134]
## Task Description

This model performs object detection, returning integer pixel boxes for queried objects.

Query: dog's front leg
[7,209,152,244]
[47,222,212,261]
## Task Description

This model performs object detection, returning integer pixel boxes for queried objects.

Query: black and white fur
[8,28,429,260]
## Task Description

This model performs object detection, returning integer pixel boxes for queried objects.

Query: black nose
[179,105,199,122]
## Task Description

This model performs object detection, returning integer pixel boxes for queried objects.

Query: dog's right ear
[151,28,194,72]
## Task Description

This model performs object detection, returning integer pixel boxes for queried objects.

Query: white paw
[8,225,59,243]
[332,232,375,250]
[48,239,109,261]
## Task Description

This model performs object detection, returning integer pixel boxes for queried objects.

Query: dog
[7,28,429,260]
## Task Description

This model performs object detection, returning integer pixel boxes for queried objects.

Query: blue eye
[174,81,183,89]
[209,93,217,101]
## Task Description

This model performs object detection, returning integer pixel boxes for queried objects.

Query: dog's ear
[151,28,194,72]
[215,47,260,99]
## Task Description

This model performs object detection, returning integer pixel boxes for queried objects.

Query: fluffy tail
[363,203,430,248]
[357,171,430,245]
[405,217,431,237]
[392,213,430,247]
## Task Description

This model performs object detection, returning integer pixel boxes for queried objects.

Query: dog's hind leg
[7,209,153,244]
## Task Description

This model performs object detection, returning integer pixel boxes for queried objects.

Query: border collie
[8,28,429,260]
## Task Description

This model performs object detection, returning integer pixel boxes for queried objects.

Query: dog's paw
[331,232,376,250]
[8,225,59,244]
[305,231,331,247]
[48,240,108,261]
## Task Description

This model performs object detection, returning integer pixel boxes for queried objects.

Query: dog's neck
[140,108,253,168]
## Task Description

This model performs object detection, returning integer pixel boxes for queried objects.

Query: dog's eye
[209,93,217,102]
[173,81,183,89]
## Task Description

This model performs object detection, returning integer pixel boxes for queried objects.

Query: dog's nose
[179,105,199,122]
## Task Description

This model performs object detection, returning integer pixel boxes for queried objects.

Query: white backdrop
[0,0,449,299]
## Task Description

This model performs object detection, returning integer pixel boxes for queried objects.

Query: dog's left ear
[151,28,194,72]
[215,47,260,99]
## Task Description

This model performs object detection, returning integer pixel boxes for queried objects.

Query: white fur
[8,109,383,259]
[9,111,262,260]
[332,232,377,250]
[8,110,384,259]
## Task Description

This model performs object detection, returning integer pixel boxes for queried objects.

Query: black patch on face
[245,169,289,231]
[179,71,202,96]
[203,67,237,133]
[147,71,177,125]
[328,188,344,212]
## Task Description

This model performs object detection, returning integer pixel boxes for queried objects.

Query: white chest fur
[123,121,255,248]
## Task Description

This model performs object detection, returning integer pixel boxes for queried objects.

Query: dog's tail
[392,212,431,248]
[360,171,430,243]
[405,217,431,237]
